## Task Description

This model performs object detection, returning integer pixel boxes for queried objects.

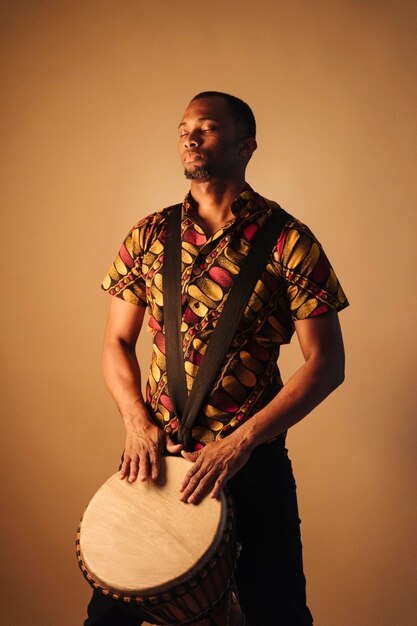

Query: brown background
[1,1,416,624]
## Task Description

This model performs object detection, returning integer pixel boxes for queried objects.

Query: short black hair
[191,91,256,140]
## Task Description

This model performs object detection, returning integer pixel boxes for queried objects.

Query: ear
[239,137,257,160]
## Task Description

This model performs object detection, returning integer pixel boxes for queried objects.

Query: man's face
[178,97,244,181]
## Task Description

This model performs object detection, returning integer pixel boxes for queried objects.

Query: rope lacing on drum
[160,543,242,626]
[161,578,233,626]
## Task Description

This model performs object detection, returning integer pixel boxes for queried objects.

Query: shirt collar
[183,184,268,221]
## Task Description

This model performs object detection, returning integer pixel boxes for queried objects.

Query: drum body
[76,456,239,625]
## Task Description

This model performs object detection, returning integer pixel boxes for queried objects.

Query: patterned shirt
[101,186,349,450]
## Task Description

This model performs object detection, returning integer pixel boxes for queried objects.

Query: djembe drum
[76,456,242,625]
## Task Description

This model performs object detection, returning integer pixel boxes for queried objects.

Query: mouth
[183,151,204,164]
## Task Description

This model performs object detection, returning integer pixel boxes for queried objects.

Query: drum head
[78,456,226,596]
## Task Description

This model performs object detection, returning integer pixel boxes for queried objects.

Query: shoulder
[100,202,181,302]
[261,197,325,266]
[257,193,349,314]
[127,203,178,237]
[261,196,305,253]
[261,195,334,278]
[122,202,181,256]
[277,217,325,264]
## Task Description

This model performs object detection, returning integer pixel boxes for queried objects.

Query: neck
[189,176,247,222]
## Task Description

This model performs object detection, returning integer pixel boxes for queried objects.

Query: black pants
[84,441,314,625]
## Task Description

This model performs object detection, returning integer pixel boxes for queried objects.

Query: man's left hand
[179,436,253,504]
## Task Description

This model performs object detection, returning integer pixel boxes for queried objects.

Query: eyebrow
[178,117,219,128]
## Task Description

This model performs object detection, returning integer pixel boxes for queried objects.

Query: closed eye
[179,126,217,138]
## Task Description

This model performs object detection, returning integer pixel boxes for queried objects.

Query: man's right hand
[119,419,183,483]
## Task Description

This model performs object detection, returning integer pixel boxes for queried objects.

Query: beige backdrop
[1,1,416,624]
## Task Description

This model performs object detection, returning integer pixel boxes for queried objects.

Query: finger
[186,473,216,505]
[138,453,150,482]
[210,473,227,499]
[128,457,139,483]
[180,461,214,502]
[179,456,203,493]
[119,457,130,479]
[166,436,183,455]
[181,450,199,462]
[179,473,202,502]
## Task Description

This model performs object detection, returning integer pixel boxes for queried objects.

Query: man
[85,91,348,625]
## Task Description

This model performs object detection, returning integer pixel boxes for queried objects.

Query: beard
[184,163,212,180]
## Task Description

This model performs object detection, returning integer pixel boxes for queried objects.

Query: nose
[183,130,200,149]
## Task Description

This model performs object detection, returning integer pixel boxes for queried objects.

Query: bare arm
[102,297,148,423]
[102,297,180,482]
[180,309,345,503]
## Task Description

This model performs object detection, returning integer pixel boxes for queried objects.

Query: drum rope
[159,575,235,626]
[157,557,242,626]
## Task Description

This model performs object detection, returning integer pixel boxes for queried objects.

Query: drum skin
[76,456,238,625]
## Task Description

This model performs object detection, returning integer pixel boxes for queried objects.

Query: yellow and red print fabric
[101,188,348,449]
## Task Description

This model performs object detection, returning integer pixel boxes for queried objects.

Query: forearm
[180,312,346,504]
[102,338,151,429]
[234,354,345,450]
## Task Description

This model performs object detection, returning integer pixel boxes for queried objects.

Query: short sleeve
[101,214,158,307]
[275,219,349,320]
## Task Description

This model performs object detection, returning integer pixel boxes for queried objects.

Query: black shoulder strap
[164,204,188,424]
[163,204,290,450]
